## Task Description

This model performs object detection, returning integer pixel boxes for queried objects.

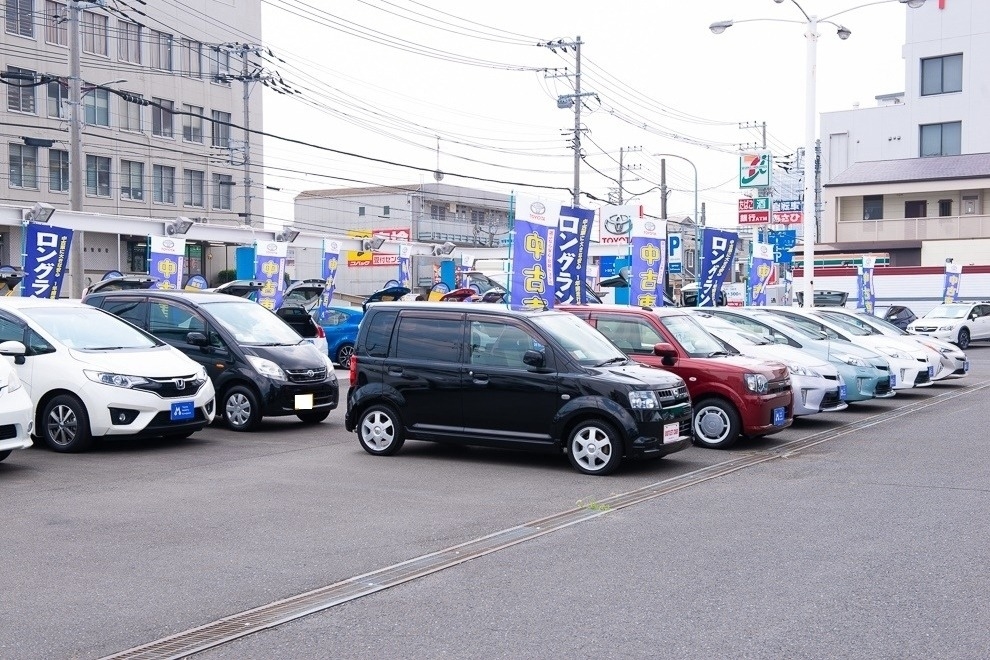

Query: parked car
[0,340,34,462]
[0,298,216,452]
[346,302,693,475]
[275,304,328,356]
[316,306,363,368]
[282,279,327,307]
[560,304,793,449]
[362,285,410,312]
[82,274,156,296]
[907,302,990,350]
[873,305,918,330]
[205,279,263,299]
[795,290,850,307]
[83,290,338,431]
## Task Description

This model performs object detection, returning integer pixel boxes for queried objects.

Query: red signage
[771,211,804,225]
[738,210,770,225]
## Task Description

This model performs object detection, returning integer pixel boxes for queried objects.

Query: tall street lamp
[651,153,699,288]
[711,0,926,308]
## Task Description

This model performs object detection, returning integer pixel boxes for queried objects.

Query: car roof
[0,297,93,310]
[558,303,692,317]
[85,289,253,304]
[366,301,566,318]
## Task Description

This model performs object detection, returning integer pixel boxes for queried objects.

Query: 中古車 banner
[254,240,288,310]
[23,222,73,298]
[629,214,666,307]
[857,256,876,314]
[510,194,557,309]
[398,243,412,289]
[942,262,962,303]
[149,235,186,290]
[316,239,341,323]
[748,241,774,306]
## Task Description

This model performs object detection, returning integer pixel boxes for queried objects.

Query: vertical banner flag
[23,222,73,298]
[398,243,412,289]
[748,241,774,306]
[698,228,739,307]
[942,262,962,303]
[554,206,595,305]
[149,235,186,290]
[783,270,793,306]
[254,240,288,310]
[857,256,876,314]
[509,194,557,309]
[629,213,666,307]
[316,239,340,323]
[667,232,683,275]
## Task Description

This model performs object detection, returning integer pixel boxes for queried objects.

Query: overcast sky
[256,0,912,231]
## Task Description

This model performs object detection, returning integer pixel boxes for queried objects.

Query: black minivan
[345,302,693,475]
[84,290,339,431]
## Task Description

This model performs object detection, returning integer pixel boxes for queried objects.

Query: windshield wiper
[86,346,128,350]
[594,357,627,367]
[706,351,730,357]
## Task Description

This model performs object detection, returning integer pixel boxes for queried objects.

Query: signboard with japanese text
[149,235,185,290]
[315,239,341,323]
[768,229,797,264]
[668,232,682,274]
[346,252,400,268]
[942,262,962,303]
[698,228,738,307]
[857,256,876,314]
[738,197,770,225]
[510,194,557,309]
[345,227,412,243]
[398,243,412,289]
[630,215,666,307]
[748,241,774,306]
[22,222,73,298]
[253,240,288,311]
[739,152,771,188]
[771,199,804,225]
[554,206,594,305]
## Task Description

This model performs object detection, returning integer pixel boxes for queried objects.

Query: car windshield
[751,313,820,343]
[202,300,304,345]
[815,311,880,336]
[855,312,908,335]
[925,304,969,319]
[658,314,726,358]
[530,312,626,366]
[25,306,159,349]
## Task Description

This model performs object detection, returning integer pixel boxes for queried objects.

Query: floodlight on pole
[432,241,456,257]
[275,227,301,243]
[166,217,195,236]
[22,202,56,224]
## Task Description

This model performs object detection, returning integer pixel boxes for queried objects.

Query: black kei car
[83,290,339,431]
[345,302,693,476]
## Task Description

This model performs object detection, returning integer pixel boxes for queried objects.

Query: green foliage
[216,269,237,284]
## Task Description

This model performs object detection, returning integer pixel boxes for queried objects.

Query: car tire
[357,404,404,456]
[40,394,93,452]
[222,385,261,432]
[567,419,623,476]
[692,397,741,449]
[956,327,971,350]
[0,449,10,462]
[297,410,330,424]
[336,343,355,369]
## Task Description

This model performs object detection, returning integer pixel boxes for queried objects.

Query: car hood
[592,361,685,389]
[735,344,831,370]
[68,345,199,376]
[712,354,789,380]
[241,342,328,369]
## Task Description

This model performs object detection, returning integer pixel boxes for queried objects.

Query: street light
[652,153,699,290]
[710,0,926,307]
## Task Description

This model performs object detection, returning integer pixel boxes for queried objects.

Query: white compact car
[0,298,216,452]
[907,302,990,350]
[0,340,34,463]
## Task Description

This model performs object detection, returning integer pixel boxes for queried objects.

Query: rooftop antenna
[434,136,444,182]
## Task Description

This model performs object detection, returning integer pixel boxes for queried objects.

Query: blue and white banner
[509,194,557,309]
[857,256,876,314]
[315,239,341,323]
[667,232,682,275]
[698,228,739,307]
[184,274,209,290]
[254,240,288,311]
[629,214,666,307]
[149,235,185,290]
[23,222,73,299]
[748,241,774,306]
[398,243,412,289]
[554,205,595,305]
[942,262,962,303]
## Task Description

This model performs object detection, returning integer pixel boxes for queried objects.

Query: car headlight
[83,370,151,388]
[875,346,909,360]
[6,369,22,393]
[834,352,867,367]
[628,390,660,409]
[195,365,208,382]
[744,373,769,394]
[937,325,956,331]
[245,355,287,381]
[786,362,821,378]
[322,354,339,379]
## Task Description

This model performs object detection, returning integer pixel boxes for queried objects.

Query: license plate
[294,393,314,410]
[964,359,970,373]
[890,374,897,387]
[928,365,934,378]
[663,422,680,444]
[772,406,785,426]
[170,401,194,421]
[838,384,847,400]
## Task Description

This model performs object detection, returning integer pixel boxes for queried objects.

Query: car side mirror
[0,340,26,357]
[653,342,677,366]
[522,349,545,369]
[186,331,209,347]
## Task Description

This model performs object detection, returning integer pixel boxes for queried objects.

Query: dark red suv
[560,305,793,449]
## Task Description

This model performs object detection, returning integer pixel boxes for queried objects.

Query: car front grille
[822,374,838,381]
[875,378,892,395]
[767,379,791,395]
[285,367,328,384]
[820,390,841,409]
[913,326,937,333]
[656,384,689,405]
[133,376,207,399]
[914,371,931,385]
[0,424,17,441]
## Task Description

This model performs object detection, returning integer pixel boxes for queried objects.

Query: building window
[44,1,66,45]
[938,199,953,217]
[8,143,38,188]
[920,121,961,157]
[120,160,144,200]
[209,46,231,82]
[181,39,202,78]
[863,195,883,221]
[120,92,141,131]
[183,169,204,207]
[6,66,36,113]
[153,164,175,204]
[211,110,230,147]
[358,206,366,216]
[49,149,68,192]
[921,54,962,96]
[118,20,141,63]
[382,205,390,216]
[85,154,111,196]
[430,204,446,221]
[905,200,927,218]
[152,98,174,137]
[81,10,108,55]
[5,0,34,37]
[151,30,174,71]
[182,104,203,142]
[47,79,66,118]
[212,173,233,210]
[83,88,110,126]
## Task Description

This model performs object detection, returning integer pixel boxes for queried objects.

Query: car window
[394,315,462,363]
[201,300,301,345]
[469,320,541,368]
[597,317,663,355]
[324,311,349,326]
[24,306,159,349]
[26,327,54,355]
[657,314,725,357]
[362,310,396,358]
[0,314,24,343]
[150,302,206,343]
[103,299,148,328]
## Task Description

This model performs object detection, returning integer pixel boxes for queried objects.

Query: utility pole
[660,159,668,220]
[218,43,266,227]
[617,147,624,204]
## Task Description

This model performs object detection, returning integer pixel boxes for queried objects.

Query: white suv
[0,299,216,452]
[0,340,33,463]
[908,302,990,350]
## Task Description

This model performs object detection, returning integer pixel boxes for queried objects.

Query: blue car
[318,306,363,368]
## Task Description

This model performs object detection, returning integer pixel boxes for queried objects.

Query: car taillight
[316,324,326,339]
[349,355,358,388]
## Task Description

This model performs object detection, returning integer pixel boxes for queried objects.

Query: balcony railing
[834,214,990,243]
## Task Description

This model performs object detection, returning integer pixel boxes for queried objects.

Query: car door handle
[469,371,489,384]
[387,366,403,376]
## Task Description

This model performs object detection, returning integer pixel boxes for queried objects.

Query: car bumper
[739,391,792,437]
[260,376,339,417]
[909,329,957,342]
[85,380,217,438]
[629,409,693,458]
[0,387,34,452]
[885,357,932,389]
[790,373,848,416]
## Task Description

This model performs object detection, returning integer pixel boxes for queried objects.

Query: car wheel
[692,397,741,449]
[0,449,10,462]
[567,419,622,476]
[297,410,330,424]
[222,385,261,432]
[40,394,93,452]
[335,343,355,369]
[956,327,971,350]
[357,405,404,456]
